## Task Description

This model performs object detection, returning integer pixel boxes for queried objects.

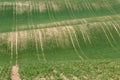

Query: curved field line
[38,30,47,62]
[10,33,13,65]
[15,2,18,65]
[111,22,120,37]
[65,26,83,60]
[27,2,41,62]
[100,23,119,52]
[69,26,88,59]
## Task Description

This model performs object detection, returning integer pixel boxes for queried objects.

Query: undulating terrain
[0,0,120,80]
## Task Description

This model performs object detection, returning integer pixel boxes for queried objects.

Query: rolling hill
[0,0,120,80]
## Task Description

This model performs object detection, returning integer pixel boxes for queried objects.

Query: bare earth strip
[11,65,21,80]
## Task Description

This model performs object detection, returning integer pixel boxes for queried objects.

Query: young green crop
[0,65,11,80]
[19,60,120,80]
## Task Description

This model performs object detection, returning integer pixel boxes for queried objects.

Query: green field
[0,0,120,80]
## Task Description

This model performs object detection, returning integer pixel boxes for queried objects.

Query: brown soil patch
[11,65,21,80]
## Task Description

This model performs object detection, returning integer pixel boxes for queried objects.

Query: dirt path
[11,65,21,80]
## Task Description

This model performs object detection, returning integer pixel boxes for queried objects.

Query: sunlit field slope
[0,0,120,80]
